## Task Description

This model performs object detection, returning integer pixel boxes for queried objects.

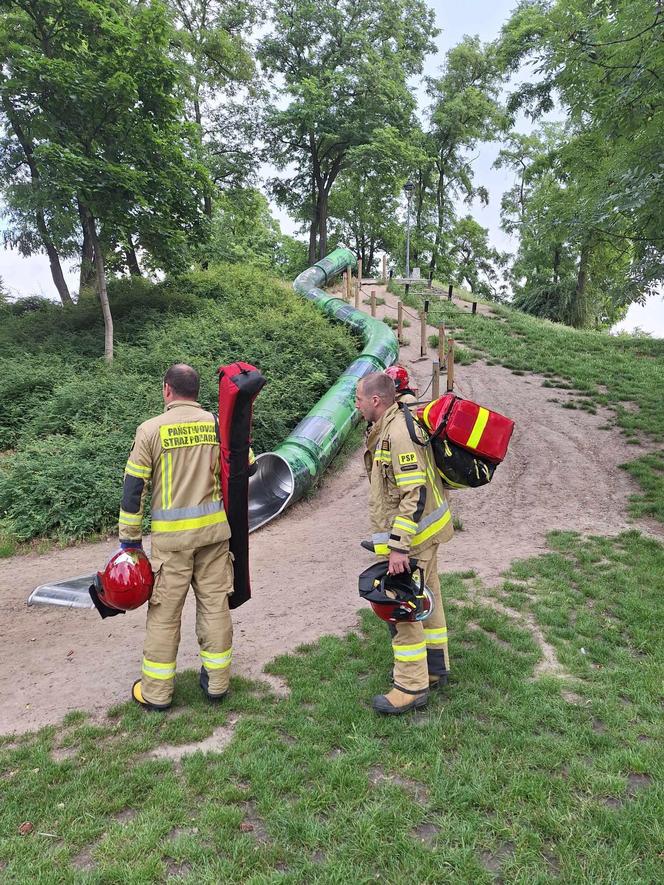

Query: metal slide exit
[28,248,398,607]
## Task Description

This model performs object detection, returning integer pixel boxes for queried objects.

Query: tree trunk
[78,199,95,294]
[429,164,445,277]
[81,205,114,361]
[1,94,73,305]
[571,243,591,329]
[126,236,142,276]
[317,190,328,260]
[552,245,561,285]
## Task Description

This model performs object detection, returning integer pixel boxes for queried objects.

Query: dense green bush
[0,266,358,543]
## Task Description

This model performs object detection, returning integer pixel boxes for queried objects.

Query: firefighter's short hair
[164,363,200,399]
[360,372,396,403]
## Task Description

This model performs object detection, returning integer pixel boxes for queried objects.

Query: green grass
[0,266,358,545]
[2,531,662,883]
[390,282,664,522]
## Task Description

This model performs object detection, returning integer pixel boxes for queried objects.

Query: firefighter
[356,372,454,714]
[385,365,418,405]
[120,363,234,711]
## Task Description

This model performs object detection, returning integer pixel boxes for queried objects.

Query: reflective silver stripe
[393,643,427,661]
[152,501,224,522]
[201,648,232,670]
[372,532,390,545]
[415,502,449,534]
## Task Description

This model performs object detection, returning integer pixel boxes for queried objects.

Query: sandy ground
[1,282,659,735]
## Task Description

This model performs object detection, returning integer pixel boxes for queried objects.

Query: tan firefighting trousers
[389,544,450,694]
[140,540,234,705]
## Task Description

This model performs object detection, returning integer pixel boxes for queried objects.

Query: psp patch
[398,451,417,466]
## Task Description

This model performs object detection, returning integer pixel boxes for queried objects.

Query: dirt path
[0,282,658,735]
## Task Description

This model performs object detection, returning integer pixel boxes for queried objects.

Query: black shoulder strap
[399,402,430,448]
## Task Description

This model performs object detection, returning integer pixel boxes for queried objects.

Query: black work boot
[199,667,228,703]
[372,688,428,715]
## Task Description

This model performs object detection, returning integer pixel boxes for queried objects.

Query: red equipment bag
[217,362,266,609]
[418,394,514,463]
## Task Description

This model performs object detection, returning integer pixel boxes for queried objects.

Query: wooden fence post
[420,310,427,358]
[342,271,348,302]
[397,301,403,345]
[346,265,352,301]
[438,324,446,366]
[370,289,376,317]
[472,301,477,314]
[446,339,455,391]
[382,254,387,285]
[432,359,440,399]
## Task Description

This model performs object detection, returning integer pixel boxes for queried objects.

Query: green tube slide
[29,248,398,607]
[247,247,398,530]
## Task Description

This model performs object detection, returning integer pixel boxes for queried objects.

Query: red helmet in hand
[385,365,411,393]
[94,548,154,612]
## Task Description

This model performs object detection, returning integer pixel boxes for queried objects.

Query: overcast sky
[1,0,662,334]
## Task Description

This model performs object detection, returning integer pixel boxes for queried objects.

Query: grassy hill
[390,281,664,525]
[0,266,358,550]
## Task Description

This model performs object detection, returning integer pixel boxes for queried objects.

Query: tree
[0,0,210,359]
[423,37,507,276]
[449,216,506,299]
[167,0,258,218]
[327,126,421,273]
[259,0,436,263]
[498,0,664,302]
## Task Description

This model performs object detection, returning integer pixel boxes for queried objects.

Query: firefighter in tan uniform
[356,373,454,714]
[119,364,233,711]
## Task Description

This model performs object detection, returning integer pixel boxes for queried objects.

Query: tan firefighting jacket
[364,402,453,557]
[118,400,230,553]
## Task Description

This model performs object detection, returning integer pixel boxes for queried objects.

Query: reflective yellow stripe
[467,407,490,450]
[125,460,151,479]
[374,543,390,555]
[166,452,173,508]
[119,509,142,526]
[152,509,228,533]
[424,627,448,646]
[142,658,176,680]
[160,453,168,510]
[412,507,451,547]
[394,642,427,662]
[374,449,391,463]
[200,648,232,670]
[424,454,443,506]
[421,400,437,431]
[393,517,417,534]
[395,471,426,486]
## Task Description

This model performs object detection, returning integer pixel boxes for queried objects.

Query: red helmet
[94,548,154,613]
[385,365,410,393]
[359,561,433,622]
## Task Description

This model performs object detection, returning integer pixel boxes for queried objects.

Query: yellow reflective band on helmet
[125,460,151,479]
[200,648,232,670]
[467,407,490,449]
[412,505,451,546]
[152,508,228,534]
[393,516,417,535]
[395,471,426,486]
[393,642,427,662]
[119,509,142,526]
[424,627,448,646]
[421,399,437,431]
[142,658,176,680]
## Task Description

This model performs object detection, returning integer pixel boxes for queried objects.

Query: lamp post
[403,179,415,279]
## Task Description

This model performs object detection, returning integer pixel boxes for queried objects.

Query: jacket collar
[366,402,399,450]
[165,399,201,412]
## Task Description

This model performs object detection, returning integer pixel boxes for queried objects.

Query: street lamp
[403,179,415,279]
